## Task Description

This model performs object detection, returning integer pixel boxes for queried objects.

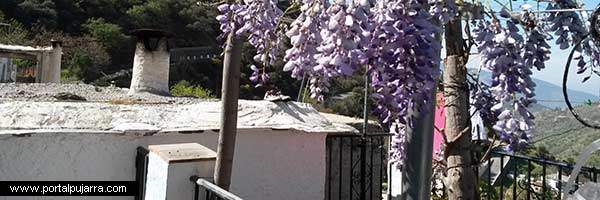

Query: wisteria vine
[215,0,600,163]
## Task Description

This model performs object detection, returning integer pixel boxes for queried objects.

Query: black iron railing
[325,133,391,200]
[483,150,600,200]
[189,176,243,200]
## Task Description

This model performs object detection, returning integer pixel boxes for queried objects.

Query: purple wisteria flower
[543,0,600,81]
[473,12,536,152]
[368,0,442,166]
[428,0,458,24]
[521,11,551,71]
[217,0,285,87]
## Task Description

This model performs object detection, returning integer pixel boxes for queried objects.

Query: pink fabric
[433,93,445,156]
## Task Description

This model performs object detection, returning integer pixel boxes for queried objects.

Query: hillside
[469,69,597,109]
[532,103,600,168]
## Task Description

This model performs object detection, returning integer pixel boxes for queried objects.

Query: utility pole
[400,89,436,200]
[214,2,244,190]
[399,17,441,200]
[443,15,478,200]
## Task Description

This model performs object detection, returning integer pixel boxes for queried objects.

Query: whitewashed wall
[0,129,327,200]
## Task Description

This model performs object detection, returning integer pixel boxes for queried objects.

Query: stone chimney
[128,29,174,95]
[39,40,62,83]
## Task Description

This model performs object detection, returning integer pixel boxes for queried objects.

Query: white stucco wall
[0,130,327,200]
[229,130,327,200]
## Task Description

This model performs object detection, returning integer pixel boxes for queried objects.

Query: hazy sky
[461,0,600,98]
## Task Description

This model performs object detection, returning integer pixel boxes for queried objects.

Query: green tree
[0,10,29,45]
[82,18,125,49]
[126,0,170,29]
[16,0,58,28]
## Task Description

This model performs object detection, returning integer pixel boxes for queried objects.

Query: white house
[0,84,358,200]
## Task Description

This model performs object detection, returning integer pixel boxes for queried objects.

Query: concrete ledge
[0,100,357,133]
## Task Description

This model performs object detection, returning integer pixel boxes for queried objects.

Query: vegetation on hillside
[531,103,600,168]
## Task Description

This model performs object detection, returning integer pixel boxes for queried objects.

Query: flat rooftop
[0,83,358,135]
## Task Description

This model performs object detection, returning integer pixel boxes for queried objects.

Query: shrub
[170,80,215,98]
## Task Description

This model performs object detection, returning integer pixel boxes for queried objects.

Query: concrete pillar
[143,143,216,200]
[129,29,173,95]
[9,58,16,82]
[39,40,62,83]
[0,58,8,82]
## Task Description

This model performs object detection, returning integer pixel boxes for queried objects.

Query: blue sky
[462,0,600,98]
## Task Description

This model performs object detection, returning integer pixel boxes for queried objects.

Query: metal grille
[482,151,600,200]
[325,134,391,200]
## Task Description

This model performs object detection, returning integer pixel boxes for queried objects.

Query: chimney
[39,39,62,83]
[128,29,174,95]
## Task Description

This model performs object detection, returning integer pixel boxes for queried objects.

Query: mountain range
[468,69,598,110]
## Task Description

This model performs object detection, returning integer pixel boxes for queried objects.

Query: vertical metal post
[527,160,531,200]
[487,158,492,200]
[398,15,440,200]
[574,172,579,191]
[327,137,332,200]
[350,138,354,200]
[339,138,343,200]
[513,157,517,200]
[500,156,504,200]
[297,73,306,102]
[369,137,374,199]
[542,163,546,200]
[135,147,149,200]
[558,168,562,200]
[193,184,199,200]
[360,68,368,200]
[400,88,436,200]
[380,137,385,199]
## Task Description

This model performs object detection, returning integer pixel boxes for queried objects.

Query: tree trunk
[443,17,478,200]
[213,21,244,190]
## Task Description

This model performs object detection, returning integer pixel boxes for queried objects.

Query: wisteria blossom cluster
[578,10,600,80]
[544,0,600,81]
[521,11,551,71]
[428,0,458,24]
[284,0,326,93]
[431,144,446,198]
[473,11,536,152]
[469,81,498,124]
[544,0,587,50]
[368,0,443,165]
[217,0,285,87]
[389,122,407,168]
[284,0,442,167]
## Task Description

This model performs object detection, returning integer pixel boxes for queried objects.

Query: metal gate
[325,134,391,200]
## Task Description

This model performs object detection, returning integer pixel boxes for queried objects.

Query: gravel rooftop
[0,83,216,104]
